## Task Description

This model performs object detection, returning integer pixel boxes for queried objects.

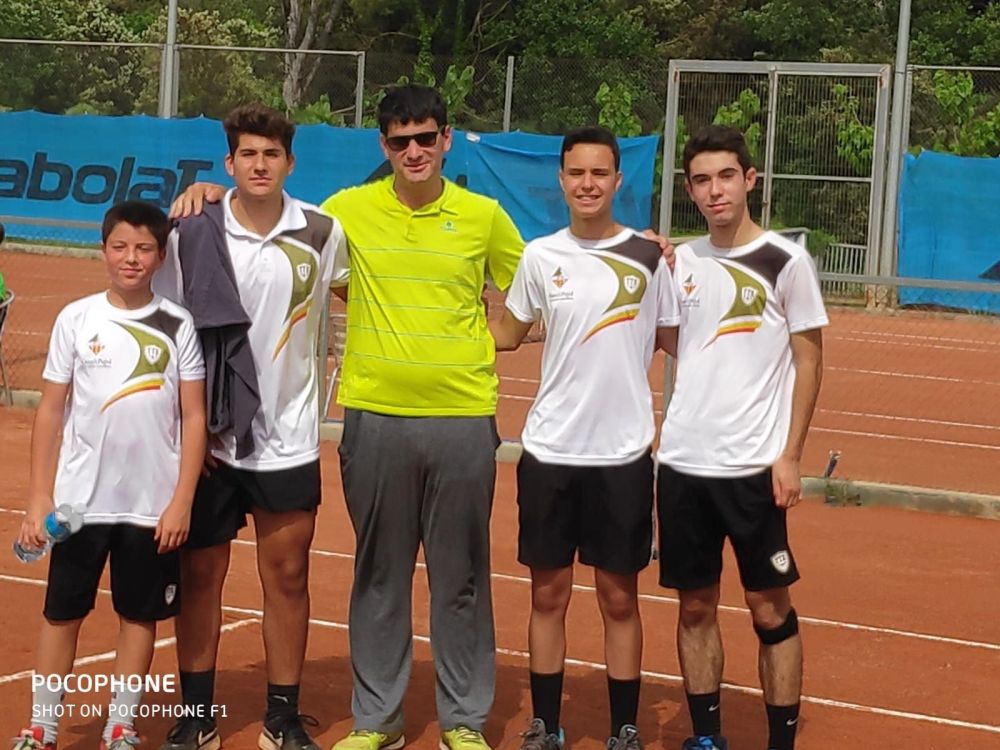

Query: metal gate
[658,60,891,294]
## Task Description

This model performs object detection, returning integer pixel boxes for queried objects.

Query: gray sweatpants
[339,408,500,734]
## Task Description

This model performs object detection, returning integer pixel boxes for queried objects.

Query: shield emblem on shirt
[144,345,163,365]
[297,263,312,283]
[741,286,758,305]
[624,275,640,294]
[770,551,790,574]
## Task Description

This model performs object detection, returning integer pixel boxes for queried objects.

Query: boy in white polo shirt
[14,201,206,750]
[491,126,679,750]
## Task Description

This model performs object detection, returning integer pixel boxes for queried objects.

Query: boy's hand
[155,500,191,553]
[771,454,802,508]
[202,433,224,476]
[19,499,53,549]
[641,229,676,270]
[169,182,226,219]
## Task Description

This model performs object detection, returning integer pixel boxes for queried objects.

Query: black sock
[766,703,800,750]
[607,676,640,736]
[179,670,215,718]
[264,683,300,733]
[686,690,721,737]
[529,671,564,734]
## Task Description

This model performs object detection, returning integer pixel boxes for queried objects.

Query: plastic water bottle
[13,505,84,563]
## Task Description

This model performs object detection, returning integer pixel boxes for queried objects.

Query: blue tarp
[898,150,1000,312]
[0,111,659,244]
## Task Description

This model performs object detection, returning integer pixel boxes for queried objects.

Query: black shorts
[44,524,180,622]
[517,450,654,575]
[186,459,322,549]
[657,464,800,592]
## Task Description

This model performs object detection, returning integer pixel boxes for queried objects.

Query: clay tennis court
[0,249,999,748]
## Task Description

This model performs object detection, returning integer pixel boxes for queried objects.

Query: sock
[179,670,216,717]
[686,690,721,737]
[607,676,641,736]
[766,703,800,750]
[529,671,564,734]
[30,679,63,745]
[104,684,144,742]
[264,683,300,734]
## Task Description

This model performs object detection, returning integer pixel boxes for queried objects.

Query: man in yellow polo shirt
[171,85,522,750]
[325,85,522,750]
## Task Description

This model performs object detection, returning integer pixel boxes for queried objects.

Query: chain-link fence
[905,65,1000,157]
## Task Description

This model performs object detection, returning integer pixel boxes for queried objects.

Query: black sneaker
[680,736,728,750]
[607,725,642,750]
[518,718,563,750]
[158,717,220,750]
[258,714,321,750]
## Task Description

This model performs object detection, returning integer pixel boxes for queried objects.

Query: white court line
[826,365,1000,387]
[0,572,258,686]
[3,574,998,734]
[811,426,1000,451]
[225,603,1000,736]
[816,409,1000,432]
[0,509,995,654]
[831,334,997,355]
[836,329,1000,347]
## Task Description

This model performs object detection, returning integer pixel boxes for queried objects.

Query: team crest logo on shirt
[582,254,648,342]
[442,220,457,232]
[296,262,312,283]
[682,274,697,296]
[144,344,163,365]
[101,322,172,412]
[705,260,767,345]
[552,267,568,288]
[164,584,177,606]
[88,334,104,355]
[770,550,791,574]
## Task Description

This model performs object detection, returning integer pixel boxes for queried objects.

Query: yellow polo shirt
[321,177,524,416]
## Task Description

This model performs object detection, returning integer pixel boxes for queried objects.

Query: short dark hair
[561,126,621,170]
[101,201,171,250]
[223,103,295,156]
[683,125,754,177]
[377,85,448,134]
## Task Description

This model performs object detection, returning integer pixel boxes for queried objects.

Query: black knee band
[754,608,799,645]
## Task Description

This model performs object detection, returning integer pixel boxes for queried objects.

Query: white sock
[104,685,144,742]
[30,679,63,745]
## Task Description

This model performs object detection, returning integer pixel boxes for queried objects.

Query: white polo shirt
[657,231,829,477]
[44,293,205,526]
[506,227,680,466]
[155,190,349,471]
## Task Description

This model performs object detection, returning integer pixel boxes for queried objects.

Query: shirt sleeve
[41,306,77,384]
[176,314,206,381]
[327,220,350,288]
[152,230,185,305]
[654,258,681,327]
[485,203,525,292]
[504,247,542,324]
[781,252,829,333]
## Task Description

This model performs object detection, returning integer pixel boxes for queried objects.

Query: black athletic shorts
[44,524,180,622]
[517,449,654,575]
[657,464,800,592]
[186,459,322,549]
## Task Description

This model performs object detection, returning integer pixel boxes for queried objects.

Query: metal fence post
[354,51,366,128]
[657,61,681,237]
[761,66,780,228]
[158,0,179,118]
[503,56,515,132]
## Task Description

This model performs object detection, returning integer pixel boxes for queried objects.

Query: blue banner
[0,111,658,245]
[898,150,1000,313]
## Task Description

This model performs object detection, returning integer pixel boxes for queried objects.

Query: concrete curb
[5,389,998,521]
[1,242,102,260]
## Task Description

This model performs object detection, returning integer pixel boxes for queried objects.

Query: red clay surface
[2,250,999,494]
[1,408,999,749]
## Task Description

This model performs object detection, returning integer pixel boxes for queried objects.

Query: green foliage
[712,88,762,160]
[925,70,1000,156]
[595,82,641,137]
[290,94,346,126]
[830,83,874,174]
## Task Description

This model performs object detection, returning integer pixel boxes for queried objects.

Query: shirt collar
[223,188,306,241]
[381,176,461,217]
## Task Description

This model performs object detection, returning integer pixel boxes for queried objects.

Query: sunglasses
[384,127,445,152]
